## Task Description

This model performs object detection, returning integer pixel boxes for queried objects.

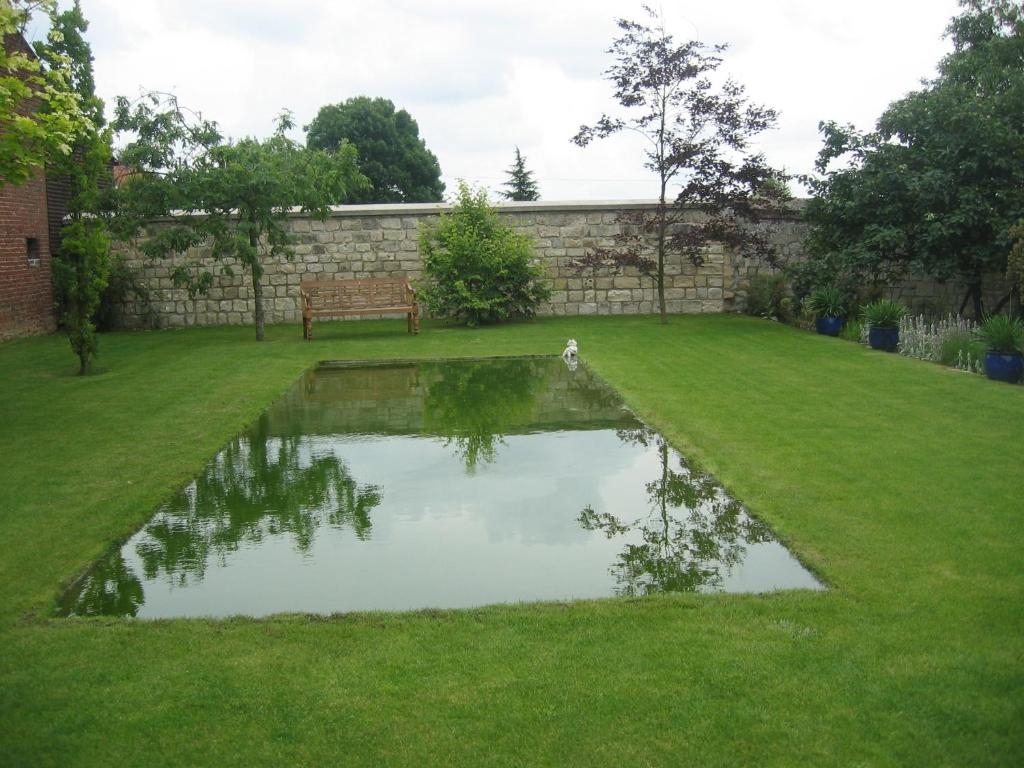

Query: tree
[31,0,102,128]
[36,0,112,374]
[572,6,788,323]
[306,96,444,203]
[801,1,1024,317]
[499,146,540,201]
[0,0,91,186]
[110,94,367,341]
[418,182,550,327]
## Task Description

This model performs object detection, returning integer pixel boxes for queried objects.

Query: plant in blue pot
[861,299,907,352]
[805,286,847,337]
[975,314,1024,383]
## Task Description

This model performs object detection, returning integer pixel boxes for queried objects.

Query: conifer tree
[499,146,540,201]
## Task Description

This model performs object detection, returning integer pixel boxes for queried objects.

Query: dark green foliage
[573,7,789,322]
[51,218,109,374]
[306,96,444,203]
[418,182,550,326]
[975,314,1024,353]
[40,0,112,374]
[499,146,540,201]
[802,1,1024,316]
[787,251,877,308]
[95,255,156,331]
[111,96,366,341]
[861,299,908,329]
[804,286,848,319]
[743,272,792,321]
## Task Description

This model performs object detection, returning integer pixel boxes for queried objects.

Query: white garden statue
[562,339,579,370]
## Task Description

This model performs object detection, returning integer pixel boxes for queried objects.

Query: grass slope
[1,316,1021,767]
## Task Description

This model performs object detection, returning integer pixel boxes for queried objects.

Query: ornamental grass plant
[804,286,848,319]
[860,298,907,329]
[975,314,1024,354]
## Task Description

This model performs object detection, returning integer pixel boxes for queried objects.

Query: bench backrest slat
[301,278,414,312]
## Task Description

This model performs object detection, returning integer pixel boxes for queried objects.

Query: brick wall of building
[0,168,55,341]
[0,32,57,341]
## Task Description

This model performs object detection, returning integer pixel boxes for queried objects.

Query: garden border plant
[804,286,848,337]
[417,181,550,327]
[861,298,908,352]
[975,313,1024,383]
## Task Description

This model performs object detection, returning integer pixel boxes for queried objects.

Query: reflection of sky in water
[61,360,823,619]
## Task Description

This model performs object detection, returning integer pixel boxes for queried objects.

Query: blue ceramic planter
[984,352,1023,384]
[816,317,845,337]
[868,326,899,352]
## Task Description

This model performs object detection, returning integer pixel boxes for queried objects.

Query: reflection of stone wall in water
[263,359,637,438]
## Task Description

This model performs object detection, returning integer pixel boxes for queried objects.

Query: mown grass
[1,315,1021,767]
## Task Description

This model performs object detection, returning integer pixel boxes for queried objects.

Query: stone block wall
[112,199,1011,329]
[114,200,808,328]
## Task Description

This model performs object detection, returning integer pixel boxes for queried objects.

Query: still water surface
[60,358,822,618]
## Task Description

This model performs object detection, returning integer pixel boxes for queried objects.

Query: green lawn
[1,315,1021,767]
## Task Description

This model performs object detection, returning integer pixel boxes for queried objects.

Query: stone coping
[151,198,805,222]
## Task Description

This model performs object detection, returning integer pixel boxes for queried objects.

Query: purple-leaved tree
[573,6,790,323]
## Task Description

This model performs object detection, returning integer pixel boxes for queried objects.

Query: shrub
[51,218,110,374]
[861,299,907,329]
[418,182,550,326]
[975,314,1024,354]
[743,272,793,322]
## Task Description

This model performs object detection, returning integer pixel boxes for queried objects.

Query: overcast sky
[49,0,962,200]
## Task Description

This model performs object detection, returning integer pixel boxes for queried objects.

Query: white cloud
[80,0,961,199]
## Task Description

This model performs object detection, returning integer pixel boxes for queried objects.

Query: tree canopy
[111,94,367,341]
[305,96,444,204]
[573,6,788,322]
[0,0,93,186]
[800,0,1024,316]
[499,146,540,201]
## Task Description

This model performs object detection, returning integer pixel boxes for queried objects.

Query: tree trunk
[970,278,984,319]
[656,184,668,325]
[250,231,265,341]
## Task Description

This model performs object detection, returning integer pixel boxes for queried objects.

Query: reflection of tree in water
[62,427,381,615]
[578,428,773,595]
[422,358,545,474]
[61,551,145,617]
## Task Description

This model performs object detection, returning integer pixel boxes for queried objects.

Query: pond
[60,357,823,618]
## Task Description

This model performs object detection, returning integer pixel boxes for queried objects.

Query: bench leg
[303,316,313,340]
[408,310,420,335]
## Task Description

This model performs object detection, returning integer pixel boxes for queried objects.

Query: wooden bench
[300,277,420,340]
